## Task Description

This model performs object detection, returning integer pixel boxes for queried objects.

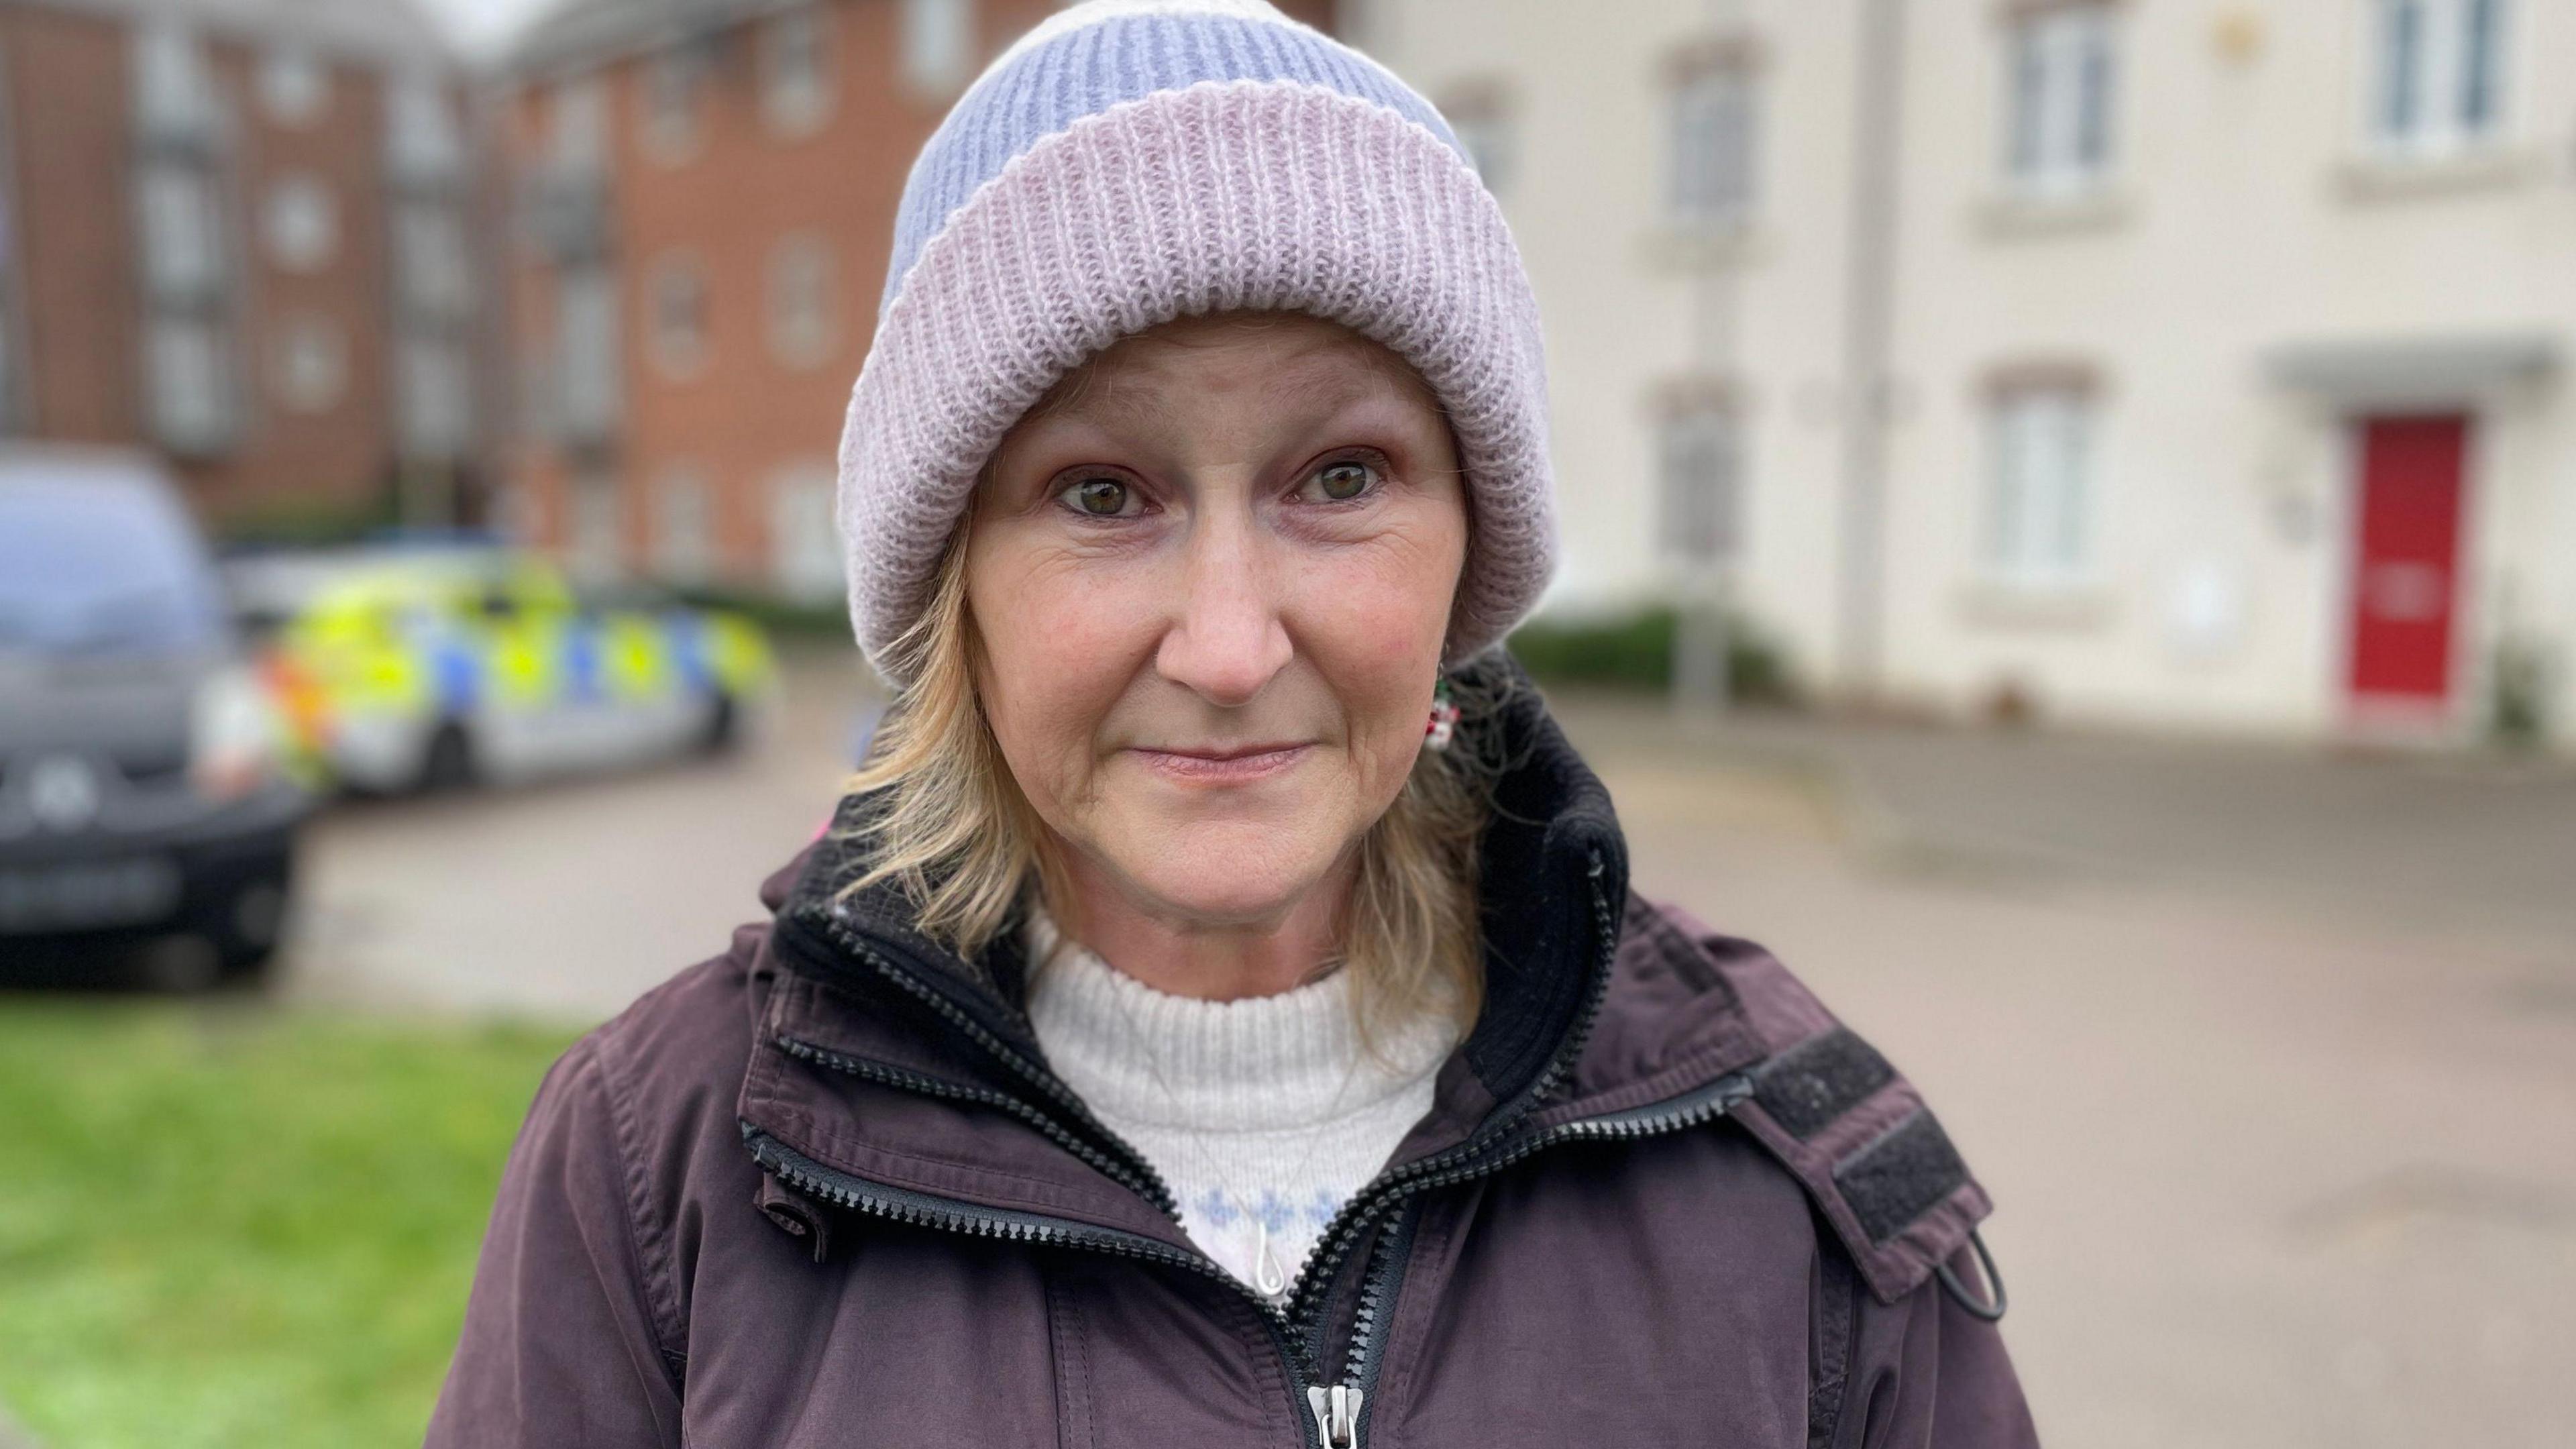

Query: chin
[1110,814,1344,924]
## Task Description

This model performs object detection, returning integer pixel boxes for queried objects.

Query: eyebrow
[1046,345,1420,435]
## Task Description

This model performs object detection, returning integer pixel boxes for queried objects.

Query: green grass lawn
[0,1002,582,1449]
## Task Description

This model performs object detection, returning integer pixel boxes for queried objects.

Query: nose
[1155,508,1292,708]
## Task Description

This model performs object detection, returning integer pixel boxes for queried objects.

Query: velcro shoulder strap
[1650,904,1993,1305]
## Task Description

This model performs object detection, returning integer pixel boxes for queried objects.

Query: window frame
[1999,1,2119,199]
[260,171,338,274]
[639,47,708,164]
[765,232,839,370]
[644,251,711,381]
[653,462,716,584]
[2365,0,2512,159]
[1654,388,1746,569]
[1981,376,2100,591]
[761,5,838,138]
[902,0,976,99]
[270,312,347,415]
[1665,52,1760,229]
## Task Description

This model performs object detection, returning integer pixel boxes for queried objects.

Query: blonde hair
[835,521,1496,1054]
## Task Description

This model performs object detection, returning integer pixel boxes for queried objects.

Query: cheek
[1286,513,1463,773]
[966,533,1159,796]
[1291,511,1466,681]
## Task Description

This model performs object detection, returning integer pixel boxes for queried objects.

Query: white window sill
[2334,145,2540,204]
[1955,580,2118,632]
[1975,185,2134,241]
[1640,219,1771,272]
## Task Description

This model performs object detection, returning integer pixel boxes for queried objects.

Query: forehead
[1030,311,1438,430]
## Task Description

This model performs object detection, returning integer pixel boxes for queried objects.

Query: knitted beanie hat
[837,0,1555,683]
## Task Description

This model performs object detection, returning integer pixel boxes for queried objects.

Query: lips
[1126,742,1311,784]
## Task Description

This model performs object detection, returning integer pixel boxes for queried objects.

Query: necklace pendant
[1254,1221,1289,1299]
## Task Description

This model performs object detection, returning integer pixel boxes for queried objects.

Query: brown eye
[1067,476,1130,517]
[1313,460,1373,501]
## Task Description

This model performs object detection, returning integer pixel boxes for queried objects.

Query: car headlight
[190,665,287,802]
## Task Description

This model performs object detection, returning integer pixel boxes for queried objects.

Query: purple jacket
[429,688,2036,1448]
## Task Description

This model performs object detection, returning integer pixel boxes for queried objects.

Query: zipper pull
[1305,1384,1364,1448]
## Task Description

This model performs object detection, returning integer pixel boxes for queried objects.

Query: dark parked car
[0,448,307,982]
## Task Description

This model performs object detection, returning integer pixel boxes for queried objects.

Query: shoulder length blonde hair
[835,515,1497,1053]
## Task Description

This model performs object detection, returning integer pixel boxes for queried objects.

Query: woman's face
[966,311,1467,932]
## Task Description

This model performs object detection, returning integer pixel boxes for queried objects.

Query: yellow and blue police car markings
[666,612,716,695]
[431,633,482,717]
[561,617,606,705]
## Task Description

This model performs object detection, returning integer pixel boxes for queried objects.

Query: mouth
[1126,742,1313,785]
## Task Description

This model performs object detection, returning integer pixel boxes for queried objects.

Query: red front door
[2346,415,2467,708]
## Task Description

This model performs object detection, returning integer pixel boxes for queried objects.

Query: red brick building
[0,0,485,530]
[498,0,1337,599]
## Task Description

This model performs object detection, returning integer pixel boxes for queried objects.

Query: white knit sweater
[1024,912,1457,1298]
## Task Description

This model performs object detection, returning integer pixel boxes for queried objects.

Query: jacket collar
[737,659,1753,1230]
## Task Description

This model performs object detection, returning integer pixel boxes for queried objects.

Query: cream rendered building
[1352,0,2573,747]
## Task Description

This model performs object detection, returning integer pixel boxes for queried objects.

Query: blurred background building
[1356,0,2573,748]
[0,0,488,532]
[2,0,2565,752]
[487,0,1340,604]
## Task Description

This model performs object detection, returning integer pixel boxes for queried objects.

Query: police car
[228,546,777,795]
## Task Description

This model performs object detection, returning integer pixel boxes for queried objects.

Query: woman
[431,3,2035,1445]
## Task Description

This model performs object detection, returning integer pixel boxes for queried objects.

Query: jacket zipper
[765,853,1700,1448]
[756,1055,1754,1449]
[775,906,1181,1213]
[772,1034,1167,1205]
[741,1124,1326,1440]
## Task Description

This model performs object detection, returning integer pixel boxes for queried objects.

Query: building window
[395,203,472,320]
[1441,80,1516,197]
[550,76,610,172]
[131,19,217,140]
[766,233,838,370]
[398,336,474,457]
[768,462,843,600]
[762,5,837,136]
[2003,3,2116,195]
[646,254,709,378]
[270,313,346,414]
[655,463,716,583]
[1656,399,1743,567]
[258,45,328,126]
[387,72,465,184]
[1985,383,2095,588]
[1668,56,1757,226]
[261,173,337,272]
[556,266,621,440]
[569,468,626,582]
[138,166,225,302]
[641,48,706,163]
[146,315,233,453]
[903,0,975,97]
[2369,0,2510,156]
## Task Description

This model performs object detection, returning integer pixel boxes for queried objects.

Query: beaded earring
[1424,674,1461,753]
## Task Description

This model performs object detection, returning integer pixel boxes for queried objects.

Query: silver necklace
[1093,950,1370,1302]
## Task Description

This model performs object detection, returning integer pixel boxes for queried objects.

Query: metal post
[1672,0,1748,718]
[1835,0,1907,703]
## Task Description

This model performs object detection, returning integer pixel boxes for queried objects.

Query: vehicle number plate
[0,858,182,933]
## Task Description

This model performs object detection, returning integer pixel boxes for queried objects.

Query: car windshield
[0,478,224,657]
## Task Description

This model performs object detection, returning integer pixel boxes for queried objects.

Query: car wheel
[213,874,292,984]
[136,935,224,992]
[417,721,478,794]
[698,693,741,756]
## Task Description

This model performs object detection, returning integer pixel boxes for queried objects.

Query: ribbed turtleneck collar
[1023,909,1458,1136]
